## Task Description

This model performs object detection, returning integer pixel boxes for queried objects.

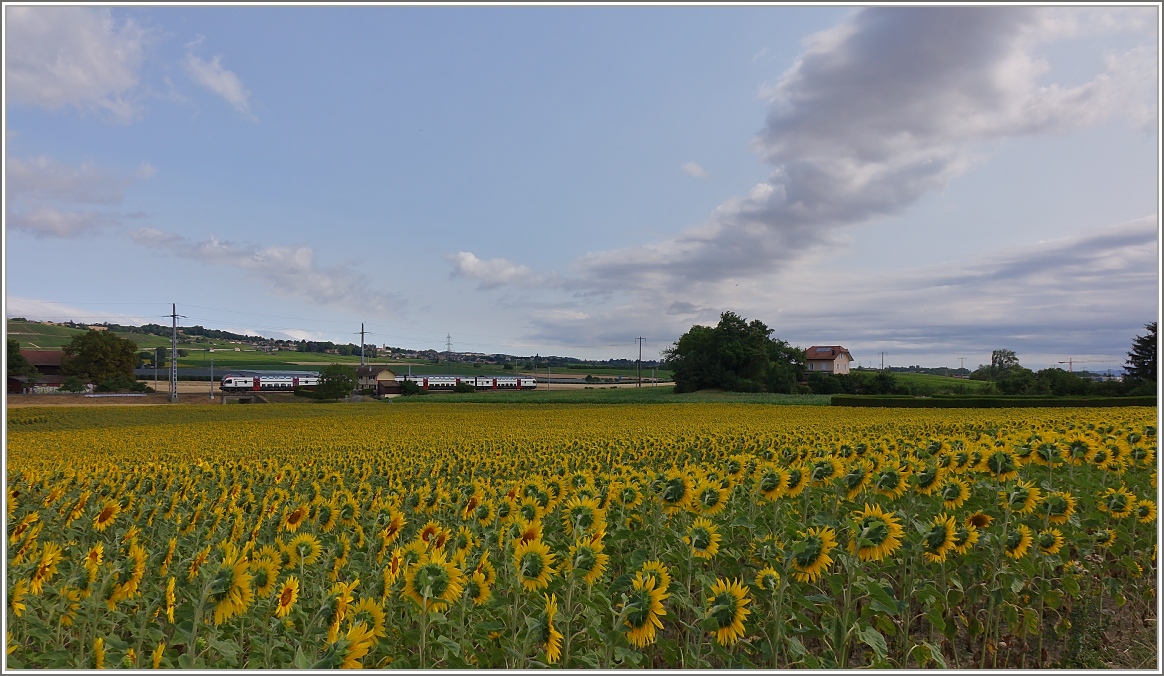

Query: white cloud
[184,50,255,118]
[130,228,404,315]
[5,156,151,237]
[446,251,537,289]
[5,7,147,123]
[680,161,708,178]
[558,6,1156,297]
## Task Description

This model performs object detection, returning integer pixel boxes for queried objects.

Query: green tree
[315,364,357,400]
[6,338,40,380]
[990,349,1020,378]
[1124,322,1157,383]
[61,330,138,386]
[663,312,805,393]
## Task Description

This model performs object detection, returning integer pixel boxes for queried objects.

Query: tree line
[662,313,1157,397]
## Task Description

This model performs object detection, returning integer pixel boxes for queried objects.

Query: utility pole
[209,355,214,400]
[880,352,887,371]
[167,304,185,403]
[636,337,644,387]
[958,357,965,374]
[360,322,366,367]
[446,333,452,374]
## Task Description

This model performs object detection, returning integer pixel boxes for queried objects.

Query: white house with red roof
[805,345,853,374]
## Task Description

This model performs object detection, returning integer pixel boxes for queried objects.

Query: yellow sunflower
[542,593,563,664]
[379,507,406,551]
[706,577,751,647]
[1097,486,1136,519]
[983,450,1021,482]
[873,464,909,500]
[756,464,787,502]
[841,461,872,501]
[251,558,280,597]
[562,495,606,539]
[1004,524,1034,559]
[967,512,994,529]
[106,543,147,609]
[513,539,556,592]
[809,457,843,486]
[335,621,376,669]
[275,576,300,618]
[83,542,104,582]
[93,499,121,532]
[568,539,610,586]
[207,544,254,625]
[1042,492,1076,525]
[951,524,979,556]
[1037,528,1064,556]
[754,566,781,593]
[622,572,668,648]
[403,549,466,613]
[282,503,309,533]
[466,570,492,606]
[658,469,692,515]
[638,560,672,595]
[9,579,29,617]
[693,479,730,516]
[912,465,944,496]
[348,597,388,639]
[999,480,1042,515]
[783,466,809,498]
[165,576,176,623]
[684,517,722,560]
[1135,499,1157,524]
[921,514,957,564]
[849,504,904,562]
[286,533,323,567]
[938,477,971,510]
[790,526,837,583]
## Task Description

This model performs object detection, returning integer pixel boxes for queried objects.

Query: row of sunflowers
[5,403,1158,668]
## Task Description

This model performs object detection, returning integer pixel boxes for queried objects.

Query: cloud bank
[5,7,148,123]
[130,228,404,315]
[6,156,153,237]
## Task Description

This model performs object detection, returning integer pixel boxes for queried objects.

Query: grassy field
[391,386,830,405]
[852,370,995,395]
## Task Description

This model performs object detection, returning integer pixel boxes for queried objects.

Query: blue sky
[4,5,1159,370]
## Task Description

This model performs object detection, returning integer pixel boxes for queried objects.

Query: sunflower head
[1004,524,1033,560]
[754,566,781,593]
[1037,528,1063,556]
[790,526,837,583]
[513,539,556,592]
[684,517,722,560]
[622,572,668,648]
[705,578,751,647]
[922,514,957,564]
[849,504,903,562]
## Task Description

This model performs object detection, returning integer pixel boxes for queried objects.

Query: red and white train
[220,373,538,392]
[395,375,538,390]
[219,374,321,391]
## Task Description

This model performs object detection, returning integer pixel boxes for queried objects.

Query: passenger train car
[219,374,321,391]
[395,375,537,390]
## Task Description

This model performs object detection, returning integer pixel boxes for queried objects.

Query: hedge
[831,395,1157,408]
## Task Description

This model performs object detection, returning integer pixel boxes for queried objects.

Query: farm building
[8,349,71,394]
[805,345,853,375]
[356,366,402,396]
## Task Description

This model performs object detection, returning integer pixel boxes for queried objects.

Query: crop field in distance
[5,403,1158,669]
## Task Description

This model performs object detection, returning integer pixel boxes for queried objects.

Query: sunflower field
[5,403,1158,668]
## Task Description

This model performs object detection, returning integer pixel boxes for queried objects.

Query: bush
[400,380,424,396]
[453,381,476,393]
[60,376,88,393]
[94,375,141,392]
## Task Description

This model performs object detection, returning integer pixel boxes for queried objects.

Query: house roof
[805,346,853,361]
[19,350,64,367]
[356,366,396,378]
